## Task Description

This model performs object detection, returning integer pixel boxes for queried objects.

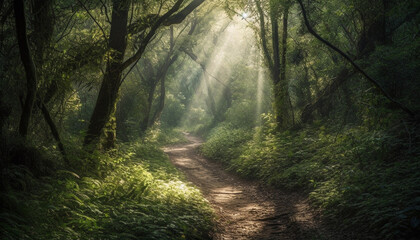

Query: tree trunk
[256,0,291,130]
[279,4,292,127]
[203,75,218,122]
[37,98,67,160]
[14,0,37,138]
[151,55,178,125]
[32,0,54,66]
[0,91,11,136]
[150,68,167,125]
[140,82,157,135]
[269,2,283,127]
[297,0,415,119]
[84,0,205,149]
[150,27,177,125]
[280,4,288,84]
[255,0,274,71]
[84,0,129,148]
[301,69,354,123]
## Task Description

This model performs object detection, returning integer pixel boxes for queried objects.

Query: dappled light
[256,58,266,125]
[180,11,260,131]
[1,0,419,239]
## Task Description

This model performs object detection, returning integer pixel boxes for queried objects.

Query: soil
[163,133,356,240]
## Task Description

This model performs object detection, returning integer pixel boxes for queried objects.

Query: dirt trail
[163,133,344,240]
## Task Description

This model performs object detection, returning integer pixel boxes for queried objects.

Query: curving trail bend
[163,133,349,240]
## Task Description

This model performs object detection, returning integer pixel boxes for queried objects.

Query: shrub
[201,116,420,239]
[200,124,252,164]
[1,138,214,240]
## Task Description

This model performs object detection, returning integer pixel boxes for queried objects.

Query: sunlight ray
[256,55,265,125]
[180,12,256,128]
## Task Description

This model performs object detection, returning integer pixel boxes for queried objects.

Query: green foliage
[201,124,252,164]
[362,38,420,113]
[201,115,420,239]
[143,127,188,146]
[224,101,257,129]
[0,139,214,240]
[161,94,186,128]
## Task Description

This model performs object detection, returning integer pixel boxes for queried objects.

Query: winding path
[163,133,345,240]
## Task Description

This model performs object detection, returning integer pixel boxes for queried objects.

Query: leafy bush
[200,124,252,164]
[1,139,214,239]
[224,101,257,129]
[201,115,420,239]
[143,126,188,146]
[161,94,186,128]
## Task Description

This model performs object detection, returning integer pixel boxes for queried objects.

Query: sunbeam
[180,10,257,129]
[256,56,265,126]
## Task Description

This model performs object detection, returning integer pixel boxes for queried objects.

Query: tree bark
[37,98,67,160]
[121,0,184,70]
[256,0,291,130]
[270,2,280,87]
[279,4,292,127]
[14,0,37,138]
[270,5,284,127]
[297,0,414,118]
[255,0,273,70]
[84,0,205,149]
[84,0,129,148]
[203,74,219,122]
[140,79,157,134]
[149,27,177,128]
[301,69,354,123]
[32,0,54,66]
[150,55,178,125]
[127,0,205,35]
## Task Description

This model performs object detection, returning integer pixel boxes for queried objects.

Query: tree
[138,26,179,134]
[14,0,37,138]
[297,0,415,122]
[14,0,66,157]
[255,0,292,130]
[84,0,206,149]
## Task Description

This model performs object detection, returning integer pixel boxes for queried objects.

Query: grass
[0,129,214,240]
[200,116,420,239]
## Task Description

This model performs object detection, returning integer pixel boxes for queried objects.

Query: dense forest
[1,0,419,239]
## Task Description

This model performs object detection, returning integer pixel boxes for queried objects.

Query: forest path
[163,133,340,240]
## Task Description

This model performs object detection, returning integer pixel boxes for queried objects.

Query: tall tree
[14,0,37,138]
[297,0,415,121]
[139,26,178,134]
[13,0,67,157]
[85,0,130,149]
[84,0,206,149]
[255,0,291,129]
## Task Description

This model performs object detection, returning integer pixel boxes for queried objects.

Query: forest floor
[163,133,350,240]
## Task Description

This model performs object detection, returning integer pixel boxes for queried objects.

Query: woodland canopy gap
[0,0,419,239]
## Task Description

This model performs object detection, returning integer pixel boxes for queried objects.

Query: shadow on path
[164,133,350,240]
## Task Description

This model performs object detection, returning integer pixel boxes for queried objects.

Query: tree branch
[181,48,228,88]
[164,0,205,25]
[297,0,415,118]
[77,0,108,42]
[14,0,37,137]
[121,0,185,70]
[255,0,274,71]
[127,0,205,35]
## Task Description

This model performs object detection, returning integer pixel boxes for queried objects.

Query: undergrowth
[201,114,420,239]
[201,123,252,163]
[0,130,214,240]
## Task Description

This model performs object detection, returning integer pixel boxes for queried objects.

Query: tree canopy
[1,0,419,239]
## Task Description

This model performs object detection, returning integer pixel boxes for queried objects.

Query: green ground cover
[201,117,420,239]
[1,129,214,240]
